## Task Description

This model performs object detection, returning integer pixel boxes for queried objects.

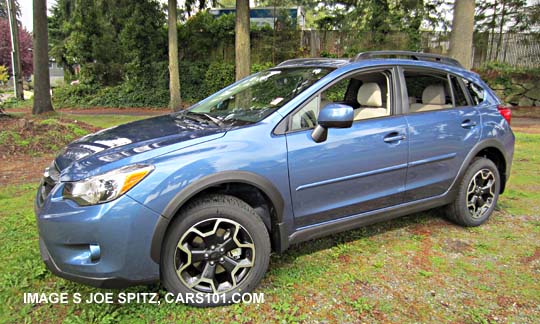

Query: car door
[285,68,409,228]
[400,67,481,201]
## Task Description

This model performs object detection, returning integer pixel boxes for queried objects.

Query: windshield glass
[187,67,333,125]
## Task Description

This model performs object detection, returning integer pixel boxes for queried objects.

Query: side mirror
[311,103,354,143]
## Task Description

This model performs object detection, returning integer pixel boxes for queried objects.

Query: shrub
[179,61,209,102]
[52,84,99,108]
[79,63,124,86]
[90,84,169,108]
[51,61,277,108]
[252,62,274,73]
[475,62,540,81]
[203,62,235,97]
[0,65,8,84]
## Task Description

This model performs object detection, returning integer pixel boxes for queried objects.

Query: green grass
[0,114,127,156]
[0,97,33,109]
[0,129,539,322]
[60,114,152,129]
[4,112,151,129]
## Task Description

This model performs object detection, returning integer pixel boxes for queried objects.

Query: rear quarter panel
[474,77,515,178]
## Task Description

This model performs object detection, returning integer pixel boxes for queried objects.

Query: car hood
[55,113,226,181]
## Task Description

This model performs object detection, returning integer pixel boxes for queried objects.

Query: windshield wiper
[201,113,224,127]
[183,111,223,127]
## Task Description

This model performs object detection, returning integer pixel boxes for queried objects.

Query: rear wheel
[161,194,270,306]
[446,157,500,226]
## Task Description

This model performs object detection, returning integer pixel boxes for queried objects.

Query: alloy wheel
[466,169,496,219]
[174,218,255,293]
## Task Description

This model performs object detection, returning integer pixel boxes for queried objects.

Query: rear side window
[404,70,452,113]
[462,79,485,105]
[450,76,469,107]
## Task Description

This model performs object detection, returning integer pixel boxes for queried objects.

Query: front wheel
[446,157,501,227]
[160,194,270,306]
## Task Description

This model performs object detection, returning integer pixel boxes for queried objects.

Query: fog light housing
[89,244,101,262]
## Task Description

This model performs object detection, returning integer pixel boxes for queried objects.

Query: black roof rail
[352,51,463,68]
[276,58,349,67]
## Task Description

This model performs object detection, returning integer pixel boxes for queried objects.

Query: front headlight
[63,164,154,206]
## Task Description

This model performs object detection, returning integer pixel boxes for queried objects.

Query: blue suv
[35,51,514,306]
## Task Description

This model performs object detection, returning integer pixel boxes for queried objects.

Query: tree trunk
[448,0,475,69]
[32,0,54,114]
[168,0,182,111]
[496,1,507,58]
[235,0,250,81]
[488,1,498,61]
[7,0,24,100]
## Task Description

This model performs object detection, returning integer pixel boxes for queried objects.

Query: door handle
[383,132,406,143]
[461,119,477,128]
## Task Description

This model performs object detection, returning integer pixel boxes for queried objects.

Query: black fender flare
[150,171,286,263]
[449,138,510,196]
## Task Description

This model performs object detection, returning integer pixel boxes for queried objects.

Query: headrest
[422,84,446,105]
[357,82,382,107]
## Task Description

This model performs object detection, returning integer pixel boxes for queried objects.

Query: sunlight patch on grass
[59,113,152,129]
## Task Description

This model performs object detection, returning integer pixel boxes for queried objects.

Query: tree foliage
[49,0,166,87]
[0,18,33,77]
[177,11,236,61]
[474,0,539,63]
[45,0,536,109]
[0,65,8,83]
[308,0,449,49]
[0,0,20,19]
[475,0,538,34]
[184,0,217,16]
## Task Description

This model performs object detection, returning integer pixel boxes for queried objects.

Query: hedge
[53,62,275,108]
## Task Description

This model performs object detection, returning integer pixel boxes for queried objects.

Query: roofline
[276,51,464,70]
[352,51,463,68]
[276,58,349,68]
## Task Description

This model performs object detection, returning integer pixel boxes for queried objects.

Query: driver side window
[289,70,392,131]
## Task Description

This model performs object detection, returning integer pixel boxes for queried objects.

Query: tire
[446,157,501,227]
[161,194,271,307]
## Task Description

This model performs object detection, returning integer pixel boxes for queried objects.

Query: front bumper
[39,237,155,288]
[35,182,163,288]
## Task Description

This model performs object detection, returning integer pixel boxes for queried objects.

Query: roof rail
[276,58,349,67]
[352,51,463,68]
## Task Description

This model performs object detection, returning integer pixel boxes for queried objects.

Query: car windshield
[186,67,333,125]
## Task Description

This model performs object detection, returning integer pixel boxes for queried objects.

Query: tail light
[498,105,511,125]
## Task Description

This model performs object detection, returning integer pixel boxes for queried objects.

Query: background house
[48,59,64,87]
[209,7,306,30]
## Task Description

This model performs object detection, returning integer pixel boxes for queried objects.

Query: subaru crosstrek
[35,51,514,306]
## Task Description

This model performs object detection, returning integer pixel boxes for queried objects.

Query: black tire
[161,194,270,307]
[446,157,501,227]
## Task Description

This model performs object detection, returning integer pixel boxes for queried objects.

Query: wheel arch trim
[451,138,509,195]
[150,171,286,263]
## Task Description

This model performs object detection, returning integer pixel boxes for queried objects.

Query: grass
[61,113,151,129]
[0,121,539,322]
[5,112,151,130]
[0,116,98,156]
